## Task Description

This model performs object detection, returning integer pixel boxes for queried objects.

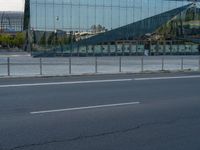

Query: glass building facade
[24,0,200,55]
[29,0,190,32]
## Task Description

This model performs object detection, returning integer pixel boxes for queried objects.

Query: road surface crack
[6,115,200,150]
[5,125,140,150]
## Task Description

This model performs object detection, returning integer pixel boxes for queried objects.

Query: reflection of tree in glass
[90,24,107,33]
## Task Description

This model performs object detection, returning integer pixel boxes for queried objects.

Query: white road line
[134,75,200,81]
[30,102,140,115]
[0,79,133,88]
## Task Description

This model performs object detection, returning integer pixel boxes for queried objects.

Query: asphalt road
[0,72,200,150]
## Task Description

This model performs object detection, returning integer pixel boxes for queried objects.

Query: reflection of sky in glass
[30,0,191,31]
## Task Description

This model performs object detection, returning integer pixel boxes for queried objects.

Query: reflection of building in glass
[0,11,24,33]
[24,0,200,55]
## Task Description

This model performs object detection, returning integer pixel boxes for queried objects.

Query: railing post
[162,57,164,71]
[95,56,98,73]
[69,57,72,74]
[181,57,184,71]
[39,58,42,75]
[141,56,144,72]
[7,57,10,76]
[119,56,122,73]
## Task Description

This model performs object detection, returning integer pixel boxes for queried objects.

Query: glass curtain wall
[30,0,190,31]
[28,0,193,55]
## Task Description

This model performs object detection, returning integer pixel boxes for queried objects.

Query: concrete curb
[0,69,199,79]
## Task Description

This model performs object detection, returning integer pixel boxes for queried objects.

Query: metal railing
[0,56,200,77]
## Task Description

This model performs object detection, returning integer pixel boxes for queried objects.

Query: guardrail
[0,56,200,77]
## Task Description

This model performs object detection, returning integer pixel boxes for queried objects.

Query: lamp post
[54,16,59,51]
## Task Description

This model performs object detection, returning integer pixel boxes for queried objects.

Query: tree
[0,34,12,48]
[14,32,25,48]
[0,33,25,49]
[0,34,2,45]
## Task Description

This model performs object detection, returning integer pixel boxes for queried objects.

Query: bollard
[181,57,184,71]
[69,57,72,74]
[95,57,98,73]
[162,57,164,71]
[7,57,10,76]
[119,56,122,73]
[141,56,144,72]
[39,58,42,75]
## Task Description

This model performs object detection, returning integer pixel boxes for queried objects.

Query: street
[0,72,200,150]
